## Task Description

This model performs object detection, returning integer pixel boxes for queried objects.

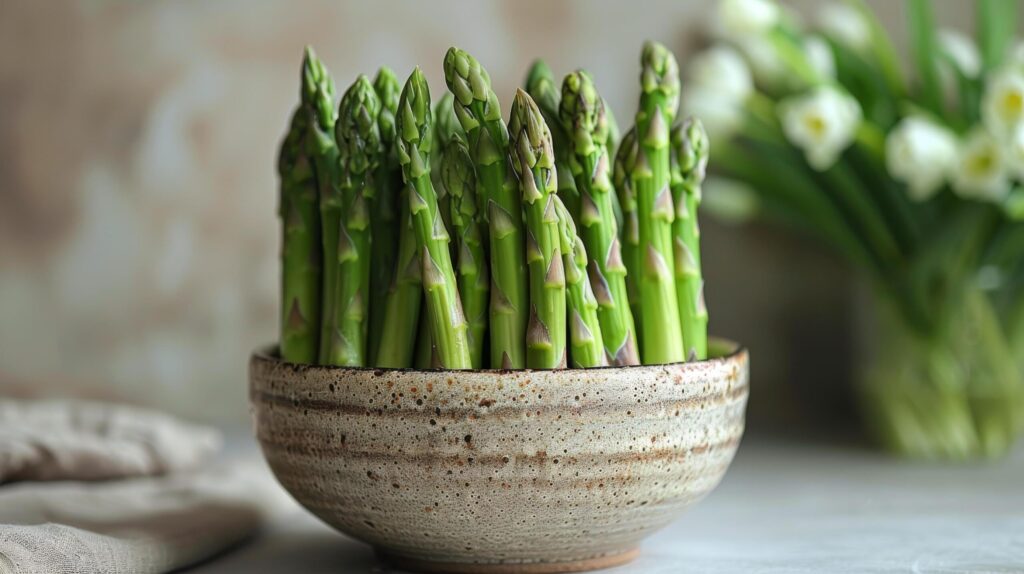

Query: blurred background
[0,0,1006,425]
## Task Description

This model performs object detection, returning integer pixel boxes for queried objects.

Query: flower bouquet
[687,0,1024,458]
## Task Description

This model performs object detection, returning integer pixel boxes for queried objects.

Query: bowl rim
[252,337,746,375]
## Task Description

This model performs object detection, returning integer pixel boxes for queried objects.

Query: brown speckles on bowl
[249,340,749,573]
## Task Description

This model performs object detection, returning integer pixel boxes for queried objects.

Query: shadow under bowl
[249,338,749,573]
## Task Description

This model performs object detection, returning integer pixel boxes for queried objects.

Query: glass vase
[859,286,1024,459]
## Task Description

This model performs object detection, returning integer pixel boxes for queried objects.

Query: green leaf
[978,0,1018,73]
[846,0,906,98]
[907,0,943,116]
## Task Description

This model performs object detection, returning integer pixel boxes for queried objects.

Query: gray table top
[195,434,1024,573]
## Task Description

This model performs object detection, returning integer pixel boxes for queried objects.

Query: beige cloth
[0,400,221,483]
[0,400,290,574]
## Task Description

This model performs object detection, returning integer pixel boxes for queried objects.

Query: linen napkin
[0,400,289,574]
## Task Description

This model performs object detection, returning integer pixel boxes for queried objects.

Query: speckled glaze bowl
[249,339,748,574]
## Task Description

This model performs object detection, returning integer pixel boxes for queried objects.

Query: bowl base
[376,547,640,574]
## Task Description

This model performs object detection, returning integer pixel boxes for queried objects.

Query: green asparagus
[560,70,639,366]
[613,127,643,350]
[510,89,567,369]
[632,41,683,364]
[368,67,402,365]
[278,100,322,364]
[302,49,344,365]
[671,118,709,361]
[321,75,382,366]
[441,133,490,368]
[444,48,528,369]
[396,67,472,369]
[554,195,606,368]
[375,182,423,368]
[525,60,578,217]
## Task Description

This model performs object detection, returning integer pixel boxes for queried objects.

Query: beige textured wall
[0,0,988,423]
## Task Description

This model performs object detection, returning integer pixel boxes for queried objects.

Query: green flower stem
[560,70,639,365]
[397,67,472,369]
[510,89,567,369]
[444,48,528,368]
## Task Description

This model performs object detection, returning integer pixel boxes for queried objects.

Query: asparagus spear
[432,93,461,243]
[320,76,383,366]
[605,102,622,166]
[613,127,642,350]
[434,92,464,148]
[525,60,578,217]
[375,182,423,368]
[396,67,473,369]
[302,50,345,365]
[632,41,683,364]
[509,89,567,369]
[671,118,710,361]
[444,48,528,368]
[560,70,640,366]
[553,194,606,368]
[441,133,490,368]
[368,66,402,365]
[278,101,322,364]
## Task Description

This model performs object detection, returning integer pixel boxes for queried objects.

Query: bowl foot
[376,547,640,574]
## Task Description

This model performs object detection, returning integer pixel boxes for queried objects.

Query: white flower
[687,46,753,102]
[982,69,1024,139]
[885,117,958,201]
[817,2,871,52]
[805,36,835,80]
[736,35,789,90]
[716,0,780,40]
[1009,41,1024,72]
[682,86,746,141]
[938,29,981,78]
[779,86,862,171]
[953,128,1010,202]
[1005,123,1024,179]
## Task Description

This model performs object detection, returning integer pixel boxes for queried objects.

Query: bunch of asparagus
[277,42,710,370]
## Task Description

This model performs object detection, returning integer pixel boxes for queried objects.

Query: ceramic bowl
[249,339,748,573]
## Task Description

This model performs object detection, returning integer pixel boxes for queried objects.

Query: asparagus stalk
[525,60,578,217]
[613,127,643,350]
[432,93,460,247]
[396,67,473,369]
[605,102,621,165]
[671,118,710,361]
[509,89,567,369]
[441,133,490,368]
[278,101,322,364]
[560,70,640,366]
[444,48,528,368]
[368,66,402,365]
[553,194,606,368]
[632,41,684,364]
[375,182,423,367]
[434,92,464,148]
[302,50,345,365]
[320,76,383,366]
